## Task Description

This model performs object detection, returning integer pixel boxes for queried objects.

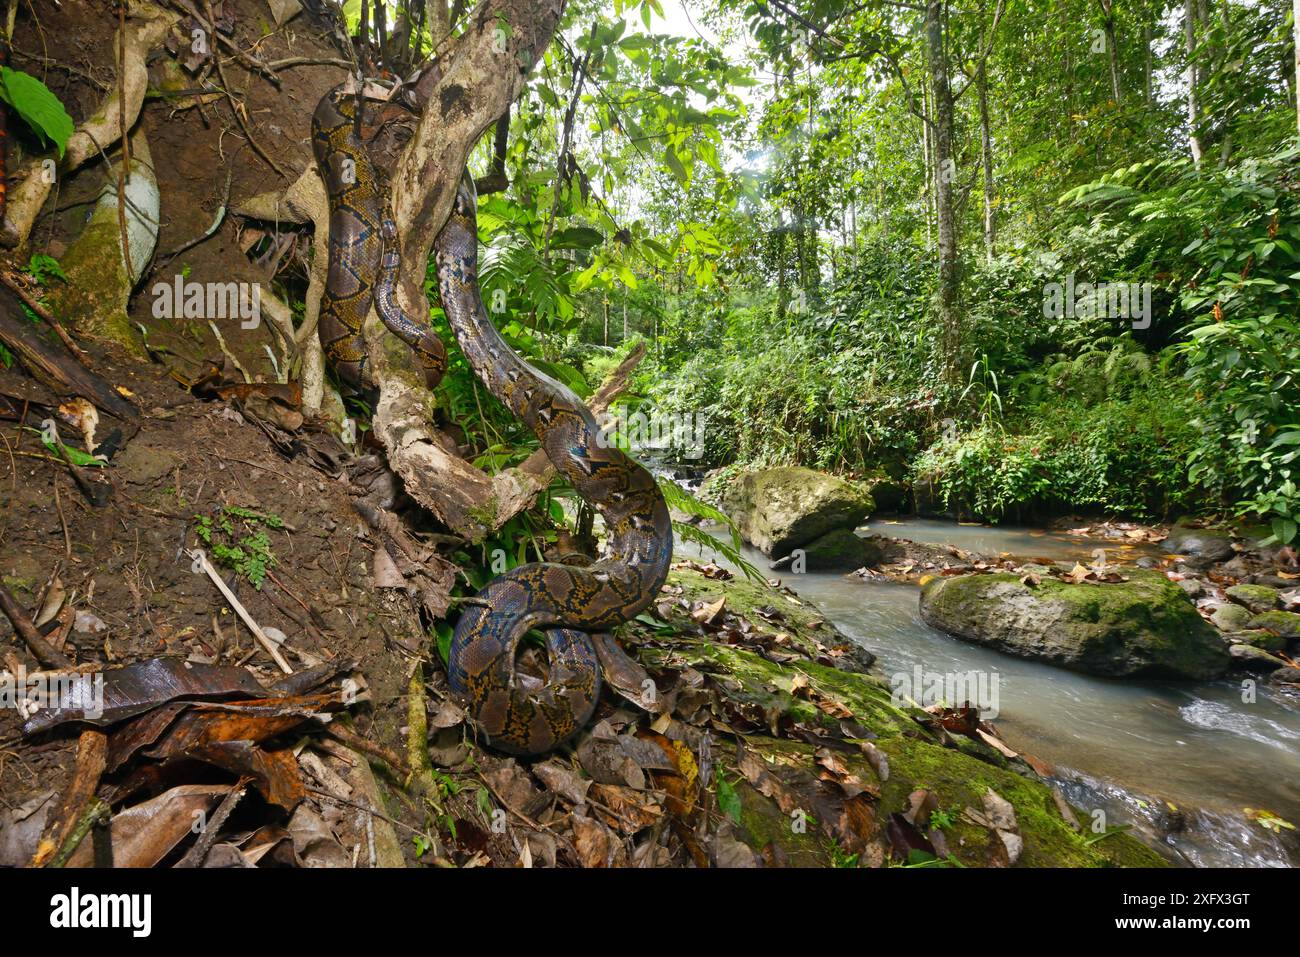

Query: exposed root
[1,0,177,248]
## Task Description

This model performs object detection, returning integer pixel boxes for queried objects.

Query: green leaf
[0,67,74,157]
[663,148,689,185]
[715,771,741,823]
[42,438,105,467]
[1271,517,1298,545]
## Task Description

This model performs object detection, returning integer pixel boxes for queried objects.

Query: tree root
[1,0,177,249]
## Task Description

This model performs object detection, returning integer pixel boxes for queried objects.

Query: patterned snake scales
[312,85,673,755]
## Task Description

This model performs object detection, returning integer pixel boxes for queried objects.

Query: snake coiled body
[314,87,672,755]
[311,86,446,387]
[438,176,673,754]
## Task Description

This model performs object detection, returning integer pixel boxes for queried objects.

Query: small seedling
[193,505,285,589]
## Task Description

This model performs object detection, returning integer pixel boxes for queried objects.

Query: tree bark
[925,0,962,387]
[1185,0,1204,163]
[368,0,566,539]
[977,58,995,260]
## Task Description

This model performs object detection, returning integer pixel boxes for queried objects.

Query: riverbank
[677,518,1300,867]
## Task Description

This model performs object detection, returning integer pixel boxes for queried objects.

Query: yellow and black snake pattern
[311,85,446,387]
[313,87,673,755]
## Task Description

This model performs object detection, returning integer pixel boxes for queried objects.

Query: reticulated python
[313,86,673,755]
[311,86,446,387]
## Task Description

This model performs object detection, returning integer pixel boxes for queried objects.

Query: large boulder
[719,467,874,557]
[919,570,1230,680]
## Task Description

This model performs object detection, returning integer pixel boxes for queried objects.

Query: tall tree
[1186,0,1205,162]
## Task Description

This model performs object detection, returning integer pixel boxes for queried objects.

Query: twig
[187,547,293,673]
[53,477,71,558]
[46,797,110,868]
[0,579,73,668]
[174,781,246,867]
[34,729,107,867]
[265,56,351,70]
[0,270,91,367]
[159,165,232,260]
[206,320,252,382]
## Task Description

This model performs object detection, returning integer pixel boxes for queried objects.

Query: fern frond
[658,478,764,582]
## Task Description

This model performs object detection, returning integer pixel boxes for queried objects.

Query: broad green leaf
[0,68,74,157]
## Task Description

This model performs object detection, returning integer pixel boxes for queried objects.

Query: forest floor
[0,337,1171,868]
[0,0,1180,869]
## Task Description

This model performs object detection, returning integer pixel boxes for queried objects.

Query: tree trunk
[925,0,962,387]
[1295,0,1300,132]
[1099,0,1122,102]
[1144,18,1154,104]
[368,0,569,539]
[1185,0,1204,163]
[977,58,996,260]
[775,226,789,319]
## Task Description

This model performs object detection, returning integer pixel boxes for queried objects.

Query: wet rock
[1268,665,1300,688]
[718,466,875,556]
[1175,578,1204,599]
[1226,639,1287,671]
[795,528,886,571]
[1218,556,1255,578]
[1225,630,1287,653]
[919,570,1230,680]
[1211,603,1254,632]
[1162,523,1235,562]
[1224,584,1279,614]
[1247,610,1300,639]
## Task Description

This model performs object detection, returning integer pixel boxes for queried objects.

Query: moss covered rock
[718,467,874,557]
[1227,629,1288,653]
[1211,602,1254,631]
[798,528,886,570]
[1224,584,1280,614]
[1228,642,1288,671]
[918,570,1230,679]
[1247,610,1300,639]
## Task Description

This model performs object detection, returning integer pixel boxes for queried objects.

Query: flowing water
[678,519,1300,867]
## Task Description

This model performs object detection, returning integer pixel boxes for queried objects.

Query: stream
[678,518,1300,867]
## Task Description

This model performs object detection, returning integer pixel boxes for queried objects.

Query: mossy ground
[627,566,1167,867]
